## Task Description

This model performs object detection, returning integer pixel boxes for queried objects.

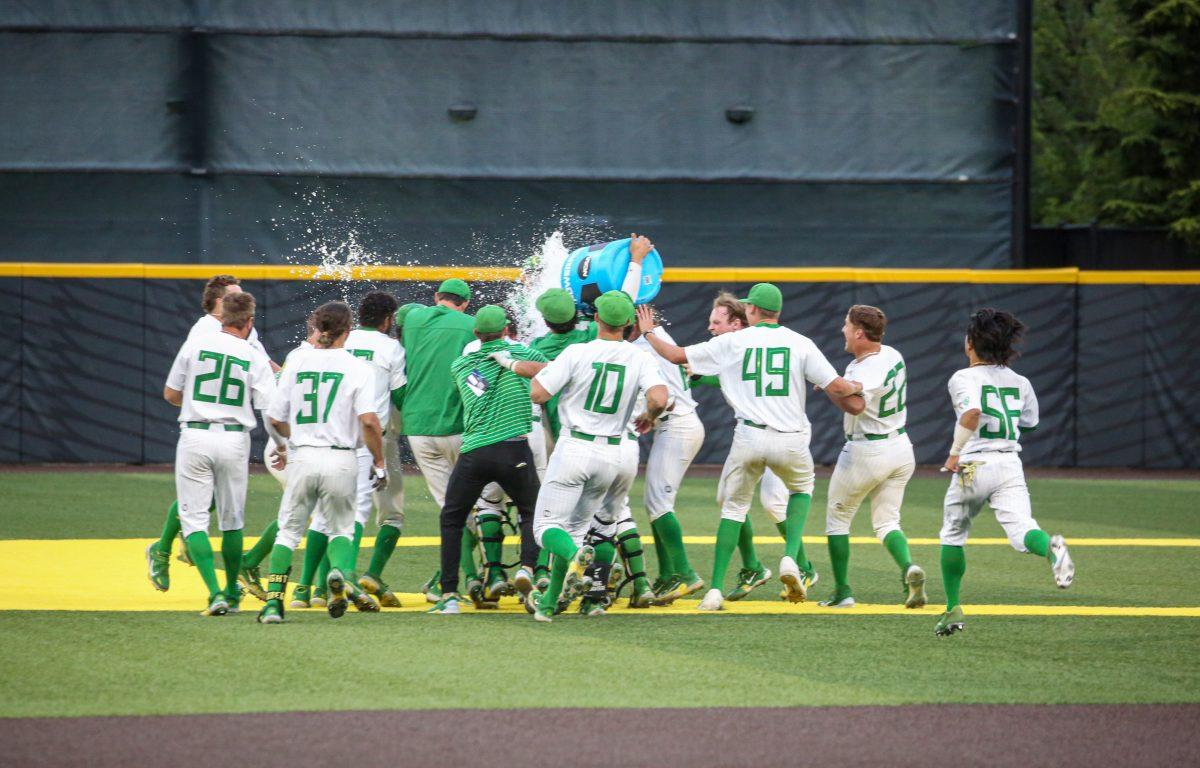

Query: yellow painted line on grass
[2,262,1198,285]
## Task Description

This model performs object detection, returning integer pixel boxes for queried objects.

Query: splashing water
[506,231,571,343]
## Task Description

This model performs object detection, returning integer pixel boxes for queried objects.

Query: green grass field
[2,470,1198,718]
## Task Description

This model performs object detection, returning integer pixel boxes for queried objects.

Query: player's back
[168,331,274,428]
[400,305,476,435]
[634,328,696,417]
[187,313,268,357]
[542,338,664,438]
[948,364,1038,455]
[345,327,405,430]
[531,322,597,361]
[843,344,908,436]
[273,348,373,450]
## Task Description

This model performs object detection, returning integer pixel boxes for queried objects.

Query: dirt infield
[2,704,1197,767]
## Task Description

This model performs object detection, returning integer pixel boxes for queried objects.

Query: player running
[161,292,278,616]
[935,309,1074,637]
[257,302,386,624]
[819,305,925,609]
[518,291,668,622]
[638,283,862,611]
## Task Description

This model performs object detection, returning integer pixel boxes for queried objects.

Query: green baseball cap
[474,305,508,334]
[740,282,783,313]
[437,278,471,302]
[535,288,577,324]
[594,290,635,327]
[394,302,423,328]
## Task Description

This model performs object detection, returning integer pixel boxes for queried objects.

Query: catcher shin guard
[616,529,647,591]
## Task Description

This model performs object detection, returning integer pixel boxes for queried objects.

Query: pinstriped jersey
[843,345,908,436]
[451,339,547,453]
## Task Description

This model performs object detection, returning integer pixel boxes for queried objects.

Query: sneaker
[818,586,856,608]
[290,584,312,609]
[484,570,511,601]
[466,577,499,610]
[175,532,194,567]
[146,542,170,592]
[579,597,606,617]
[935,605,966,637]
[778,556,808,603]
[1050,535,1074,589]
[725,566,771,601]
[311,587,327,608]
[904,564,927,609]
[239,565,267,602]
[421,571,442,604]
[513,567,534,599]
[257,601,284,624]
[325,569,349,619]
[697,588,723,611]
[562,545,596,603]
[427,594,461,615]
[352,591,381,613]
[652,573,705,606]
[358,573,401,607]
[201,594,229,617]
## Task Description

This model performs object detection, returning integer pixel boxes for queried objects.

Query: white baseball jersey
[843,345,908,436]
[345,327,406,430]
[268,348,375,450]
[684,324,838,432]
[188,313,269,359]
[534,338,667,438]
[948,365,1039,455]
[634,329,697,417]
[166,331,276,428]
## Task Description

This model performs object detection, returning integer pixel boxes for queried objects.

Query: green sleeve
[390,385,406,411]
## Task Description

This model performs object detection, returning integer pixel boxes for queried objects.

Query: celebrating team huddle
[147,239,1076,637]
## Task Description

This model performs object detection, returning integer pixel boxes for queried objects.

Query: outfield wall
[2,266,1196,469]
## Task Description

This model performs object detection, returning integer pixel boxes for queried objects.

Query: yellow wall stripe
[1,262,1197,285]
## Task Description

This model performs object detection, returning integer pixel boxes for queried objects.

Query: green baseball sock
[327,535,354,575]
[941,544,966,610]
[784,493,812,569]
[541,527,578,562]
[479,515,505,580]
[316,554,331,591]
[651,518,672,580]
[156,501,181,554]
[618,529,651,593]
[539,552,569,611]
[298,530,329,588]
[1023,529,1052,560]
[350,522,364,574]
[184,531,221,598]
[882,530,913,573]
[266,544,295,605]
[738,516,761,571]
[461,527,481,581]
[712,518,742,591]
[220,529,243,597]
[827,534,851,590]
[534,548,551,582]
[242,519,278,569]
[652,512,695,578]
[775,520,787,537]
[367,524,400,579]
[594,540,616,566]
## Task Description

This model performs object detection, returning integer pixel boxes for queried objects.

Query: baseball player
[935,309,1074,637]
[638,283,863,611]
[514,291,669,622]
[146,274,277,592]
[819,305,925,609]
[258,301,386,624]
[426,306,547,614]
[162,292,278,615]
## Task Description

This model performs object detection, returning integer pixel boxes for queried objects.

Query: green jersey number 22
[295,371,343,424]
[877,362,907,417]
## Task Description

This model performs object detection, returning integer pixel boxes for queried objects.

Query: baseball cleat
[358,573,401,607]
[818,586,856,608]
[175,532,194,567]
[904,564,927,608]
[652,573,705,606]
[697,588,724,611]
[579,597,607,617]
[225,586,243,614]
[484,571,511,601]
[778,556,808,603]
[239,565,267,602]
[513,567,534,599]
[562,545,596,603]
[1050,535,1074,589]
[426,594,461,614]
[533,603,554,623]
[466,577,499,610]
[628,586,656,608]
[310,587,327,608]
[935,605,966,637]
[352,591,380,612]
[325,569,349,619]
[725,566,771,601]
[290,584,312,609]
[533,570,551,594]
[607,561,626,591]
[201,594,229,617]
[650,576,672,597]
[146,542,170,592]
[257,602,284,624]
[522,588,542,615]
[421,571,442,603]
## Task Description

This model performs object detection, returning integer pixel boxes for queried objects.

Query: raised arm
[636,306,688,364]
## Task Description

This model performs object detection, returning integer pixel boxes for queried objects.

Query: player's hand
[636,305,659,335]
[629,233,653,264]
[370,463,388,491]
[268,445,287,471]
[942,455,960,474]
[634,411,657,434]
[488,351,516,371]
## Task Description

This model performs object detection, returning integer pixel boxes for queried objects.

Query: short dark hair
[847,305,887,342]
[436,292,468,308]
[312,301,352,348]
[476,331,504,343]
[967,308,1026,365]
[202,274,239,313]
[220,291,255,328]
[358,291,398,329]
[546,318,576,335]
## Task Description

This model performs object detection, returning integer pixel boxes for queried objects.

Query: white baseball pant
[274,446,357,550]
[759,468,789,524]
[825,436,916,539]
[940,452,1039,551]
[644,411,705,521]
[533,434,634,546]
[717,422,814,522]
[408,434,462,508]
[175,427,250,537]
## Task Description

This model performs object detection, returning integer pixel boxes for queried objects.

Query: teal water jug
[561,238,663,311]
